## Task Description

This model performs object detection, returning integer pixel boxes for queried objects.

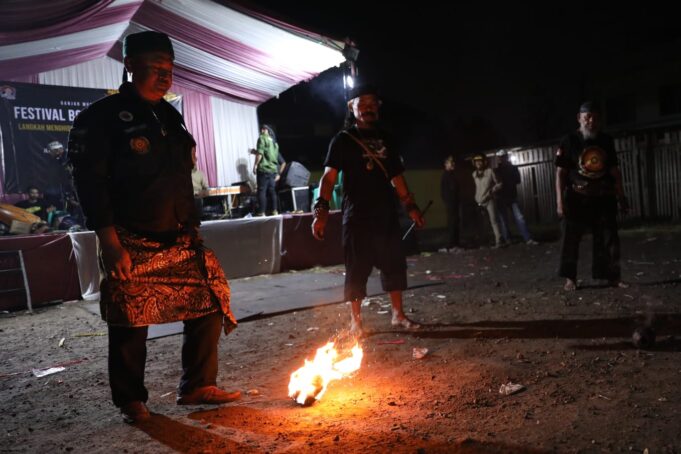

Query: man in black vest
[68,31,239,423]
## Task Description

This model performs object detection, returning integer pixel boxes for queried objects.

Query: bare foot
[563,279,577,291]
[391,315,421,330]
[609,280,630,289]
[350,318,364,338]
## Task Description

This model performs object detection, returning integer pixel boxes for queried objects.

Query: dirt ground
[1,225,680,453]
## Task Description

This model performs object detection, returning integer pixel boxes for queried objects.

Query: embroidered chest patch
[130,136,150,154]
[119,110,134,122]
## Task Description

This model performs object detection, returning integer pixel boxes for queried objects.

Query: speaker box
[278,186,311,213]
[281,161,310,188]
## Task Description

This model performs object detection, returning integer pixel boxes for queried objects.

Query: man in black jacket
[69,31,239,423]
[440,155,461,252]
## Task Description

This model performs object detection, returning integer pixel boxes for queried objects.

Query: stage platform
[0,211,343,311]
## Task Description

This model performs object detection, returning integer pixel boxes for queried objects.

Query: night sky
[235,1,679,169]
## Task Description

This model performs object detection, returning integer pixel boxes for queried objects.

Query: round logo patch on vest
[118,111,134,122]
[130,136,150,154]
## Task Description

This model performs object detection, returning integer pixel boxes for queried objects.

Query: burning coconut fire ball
[288,341,363,406]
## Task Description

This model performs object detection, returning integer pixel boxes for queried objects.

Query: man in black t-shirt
[555,101,629,291]
[311,84,424,336]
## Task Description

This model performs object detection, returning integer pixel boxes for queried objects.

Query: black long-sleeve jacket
[68,82,198,235]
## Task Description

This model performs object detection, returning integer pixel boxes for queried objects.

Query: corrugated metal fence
[500,133,681,224]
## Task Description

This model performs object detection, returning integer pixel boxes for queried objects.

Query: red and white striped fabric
[0,0,345,103]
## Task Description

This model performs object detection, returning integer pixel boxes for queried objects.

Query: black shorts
[343,222,407,301]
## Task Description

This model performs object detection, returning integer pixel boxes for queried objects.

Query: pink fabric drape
[0,1,141,80]
[222,0,342,43]
[107,42,271,104]
[0,0,113,34]
[133,1,308,83]
[0,1,137,46]
[0,43,113,80]
[171,85,218,186]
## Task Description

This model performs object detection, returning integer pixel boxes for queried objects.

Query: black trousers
[343,221,407,301]
[108,311,223,407]
[445,202,460,248]
[558,192,621,281]
[256,171,278,214]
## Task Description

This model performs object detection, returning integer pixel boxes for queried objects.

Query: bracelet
[313,197,330,210]
[313,197,330,218]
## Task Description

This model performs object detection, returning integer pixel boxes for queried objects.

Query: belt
[570,183,615,197]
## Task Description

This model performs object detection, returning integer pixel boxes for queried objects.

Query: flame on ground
[288,341,363,406]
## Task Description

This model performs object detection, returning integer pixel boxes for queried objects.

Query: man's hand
[179,225,202,247]
[101,242,132,280]
[97,226,132,280]
[311,217,326,241]
[253,153,262,176]
[408,207,425,228]
[555,167,567,220]
[311,198,330,241]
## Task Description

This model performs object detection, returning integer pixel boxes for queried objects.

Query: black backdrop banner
[0,81,111,202]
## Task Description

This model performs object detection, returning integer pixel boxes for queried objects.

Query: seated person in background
[191,147,209,217]
[15,186,55,223]
[51,192,85,231]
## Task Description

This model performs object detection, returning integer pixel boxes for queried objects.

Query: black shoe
[177,386,241,405]
[120,401,150,423]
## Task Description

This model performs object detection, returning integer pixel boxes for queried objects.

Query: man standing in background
[440,155,461,252]
[253,124,285,216]
[494,150,538,245]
